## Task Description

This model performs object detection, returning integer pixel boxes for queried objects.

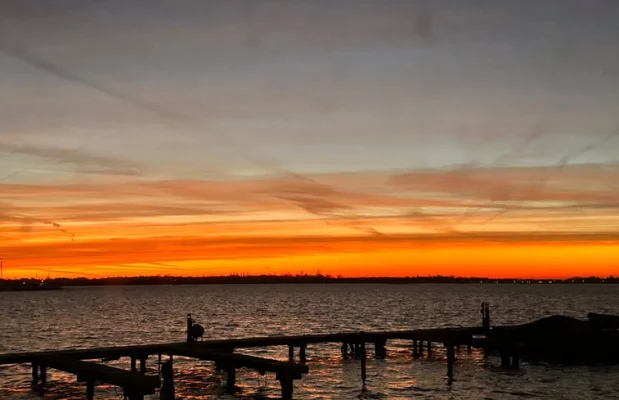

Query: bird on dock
[189,323,205,341]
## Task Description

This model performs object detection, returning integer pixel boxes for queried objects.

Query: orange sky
[2,166,619,279]
[2,1,619,279]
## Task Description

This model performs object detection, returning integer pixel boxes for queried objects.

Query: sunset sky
[1,0,618,278]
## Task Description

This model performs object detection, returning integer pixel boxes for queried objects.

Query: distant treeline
[2,274,618,286]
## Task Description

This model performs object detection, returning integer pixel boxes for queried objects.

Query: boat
[487,314,619,365]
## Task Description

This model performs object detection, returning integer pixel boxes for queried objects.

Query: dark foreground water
[1,284,619,399]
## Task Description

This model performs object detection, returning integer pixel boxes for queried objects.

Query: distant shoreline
[1,274,617,287]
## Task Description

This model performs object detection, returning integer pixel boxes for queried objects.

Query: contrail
[478,129,619,227]
[1,45,382,236]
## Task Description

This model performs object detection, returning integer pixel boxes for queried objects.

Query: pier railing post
[186,313,194,344]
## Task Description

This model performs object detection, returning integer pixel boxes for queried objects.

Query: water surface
[1,284,618,399]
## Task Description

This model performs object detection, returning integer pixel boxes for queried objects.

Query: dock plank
[0,326,485,366]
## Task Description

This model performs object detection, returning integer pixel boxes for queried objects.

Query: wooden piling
[40,365,47,385]
[130,356,137,372]
[418,341,424,356]
[446,344,455,377]
[279,378,294,400]
[413,340,418,357]
[226,369,236,393]
[139,356,146,375]
[427,341,432,356]
[299,345,307,363]
[31,362,38,385]
[288,345,294,362]
[360,341,367,385]
[86,378,95,400]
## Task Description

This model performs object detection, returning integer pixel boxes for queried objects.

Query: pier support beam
[86,379,95,400]
[412,340,418,357]
[31,362,39,385]
[446,344,455,377]
[299,345,307,363]
[279,378,294,400]
[374,339,387,359]
[360,341,367,385]
[418,341,424,356]
[130,356,137,373]
[139,356,146,375]
[40,365,47,385]
[427,341,432,356]
[288,345,294,363]
[226,369,236,393]
[160,359,175,400]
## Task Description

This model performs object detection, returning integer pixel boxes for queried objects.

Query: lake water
[1,284,619,399]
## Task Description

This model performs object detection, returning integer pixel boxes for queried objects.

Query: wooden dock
[0,313,492,399]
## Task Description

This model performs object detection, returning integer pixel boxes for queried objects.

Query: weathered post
[418,340,424,356]
[413,340,418,357]
[158,353,162,374]
[427,341,432,356]
[131,356,137,372]
[186,313,194,344]
[341,343,348,359]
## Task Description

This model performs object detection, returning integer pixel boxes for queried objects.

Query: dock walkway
[0,323,488,399]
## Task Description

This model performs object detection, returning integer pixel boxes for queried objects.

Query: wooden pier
[0,313,492,399]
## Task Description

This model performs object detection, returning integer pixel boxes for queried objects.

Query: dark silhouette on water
[489,313,619,365]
